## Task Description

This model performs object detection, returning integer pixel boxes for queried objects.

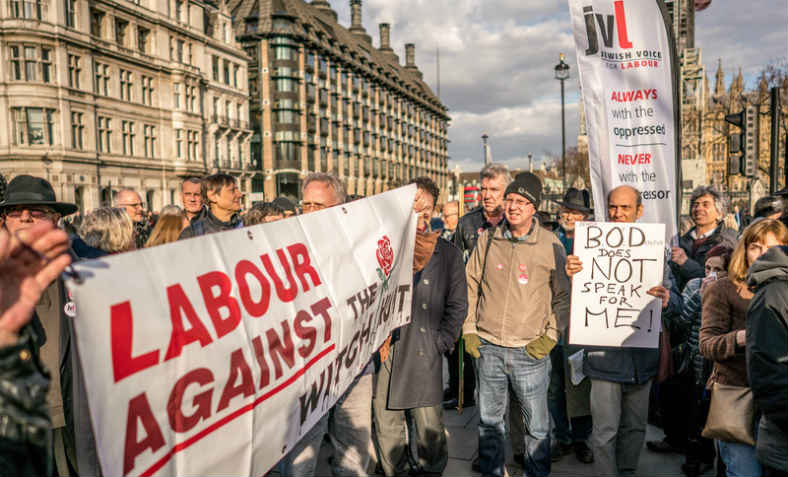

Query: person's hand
[0,222,71,346]
[565,255,584,277]
[378,335,392,363]
[463,333,482,359]
[526,335,556,360]
[671,247,688,266]
[647,285,670,309]
[735,329,746,347]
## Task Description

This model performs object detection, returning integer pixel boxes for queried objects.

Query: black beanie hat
[505,172,542,208]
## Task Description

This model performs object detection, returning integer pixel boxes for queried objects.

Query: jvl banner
[568,0,680,244]
[569,221,665,348]
[65,185,417,476]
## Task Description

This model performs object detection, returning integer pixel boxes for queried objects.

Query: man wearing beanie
[463,172,570,477]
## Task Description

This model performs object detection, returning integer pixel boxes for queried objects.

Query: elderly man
[0,220,71,475]
[463,172,570,477]
[0,175,83,475]
[181,177,204,222]
[670,186,737,291]
[565,185,681,477]
[279,172,373,477]
[550,188,595,464]
[115,189,151,248]
[440,200,460,241]
[179,174,242,238]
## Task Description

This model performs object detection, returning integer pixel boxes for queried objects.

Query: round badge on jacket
[518,273,529,285]
[64,301,77,317]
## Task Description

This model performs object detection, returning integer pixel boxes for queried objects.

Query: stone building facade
[0,0,251,211]
[227,0,450,202]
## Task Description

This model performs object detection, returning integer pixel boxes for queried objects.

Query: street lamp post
[554,53,570,191]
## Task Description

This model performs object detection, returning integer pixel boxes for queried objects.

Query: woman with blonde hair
[699,218,788,477]
[78,207,135,253]
[145,212,189,247]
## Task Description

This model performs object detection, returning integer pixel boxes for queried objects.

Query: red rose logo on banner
[376,235,394,277]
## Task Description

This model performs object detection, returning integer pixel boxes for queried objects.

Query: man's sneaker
[573,442,594,463]
[647,438,685,454]
[551,440,573,461]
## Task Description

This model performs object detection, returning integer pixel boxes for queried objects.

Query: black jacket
[179,208,242,239]
[387,238,468,409]
[453,206,503,262]
[746,245,788,470]
[671,223,737,290]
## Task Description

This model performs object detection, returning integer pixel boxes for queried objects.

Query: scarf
[413,230,440,273]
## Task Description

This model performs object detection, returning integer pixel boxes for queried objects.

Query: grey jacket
[583,261,682,384]
[387,239,467,409]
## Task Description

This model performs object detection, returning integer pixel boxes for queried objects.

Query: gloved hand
[463,333,482,359]
[526,335,556,360]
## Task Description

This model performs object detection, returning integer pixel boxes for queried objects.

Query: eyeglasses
[301,202,327,212]
[118,202,144,209]
[4,207,54,220]
[503,198,533,208]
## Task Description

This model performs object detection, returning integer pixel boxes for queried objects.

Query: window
[137,27,149,53]
[237,103,242,124]
[12,107,55,145]
[226,139,232,166]
[120,69,133,101]
[214,134,221,164]
[176,39,184,63]
[143,125,156,157]
[90,9,104,37]
[9,0,48,19]
[225,100,232,119]
[276,109,297,124]
[187,130,199,160]
[98,116,111,153]
[186,85,195,112]
[68,54,80,88]
[115,19,128,46]
[274,78,296,92]
[223,60,230,85]
[274,142,300,164]
[212,55,219,81]
[223,22,228,43]
[64,0,75,27]
[175,129,183,158]
[187,43,193,64]
[212,96,219,117]
[173,83,180,109]
[71,112,84,149]
[141,76,154,105]
[95,62,110,95]
[122,120,135,155]
[233,65,239,88]
[9,45,51,82]
[238,141,243,167]
[169,36,174,60]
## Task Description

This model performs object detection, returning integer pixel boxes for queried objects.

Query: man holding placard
[565,185,681,476]
[463,172,570,477]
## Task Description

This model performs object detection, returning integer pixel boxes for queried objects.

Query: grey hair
[690,186,727,217]
[480,163,512,184]
[79,207,135,253]
[302,172,347,204]
[160,205,186,217]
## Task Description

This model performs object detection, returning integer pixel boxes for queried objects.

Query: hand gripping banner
[568,0,681,244]
[65,185,417,476]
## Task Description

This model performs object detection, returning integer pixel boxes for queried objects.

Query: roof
[225,0,448,119]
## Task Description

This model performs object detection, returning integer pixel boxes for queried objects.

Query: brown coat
[699,277,752,388]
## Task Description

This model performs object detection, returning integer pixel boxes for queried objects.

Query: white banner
[569,221,665,348]
[65,185,417,476]
[569,0,679,244]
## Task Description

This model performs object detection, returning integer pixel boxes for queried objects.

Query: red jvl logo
[583,0,633,55]
[376,235,394,277]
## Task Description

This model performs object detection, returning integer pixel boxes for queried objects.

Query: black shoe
[513,453,525,468]
[647,438,685,454]
[462,397,476,408]
[573,442,594,464]
[681,459,713,477]
[442,398,458,410]
[471,455,480,473]
[551,441,573,462]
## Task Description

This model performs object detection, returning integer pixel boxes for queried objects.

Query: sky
[331,0,788,173]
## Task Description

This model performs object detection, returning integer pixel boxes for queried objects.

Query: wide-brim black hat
[554,187,593,214]
[0,175,78,215]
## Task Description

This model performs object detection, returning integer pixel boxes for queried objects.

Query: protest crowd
[1,163,787,477]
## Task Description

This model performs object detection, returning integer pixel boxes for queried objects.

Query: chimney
[350,0,362,30]
[405,43,416,69]
[379,23,391,51]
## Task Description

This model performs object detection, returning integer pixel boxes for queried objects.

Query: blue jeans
[477,340,551,477]
[718,439,762,477]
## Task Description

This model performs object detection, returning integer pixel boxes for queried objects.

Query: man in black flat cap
[549,188,595,464]
[0,175,99,476]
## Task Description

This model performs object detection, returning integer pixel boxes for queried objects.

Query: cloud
[330,0,787,173]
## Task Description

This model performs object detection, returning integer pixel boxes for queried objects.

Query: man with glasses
[115,189,150,248]
[279,172,372,477]
[0,175,83,475]
[441,200,460,241]
[462,172,570,477]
